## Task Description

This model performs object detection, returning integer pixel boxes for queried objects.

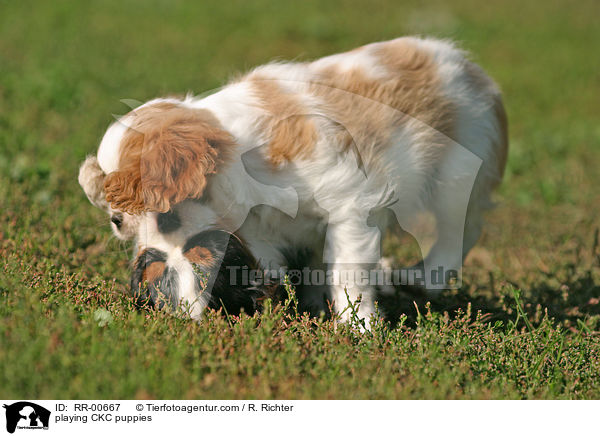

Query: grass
[1,0,600,399]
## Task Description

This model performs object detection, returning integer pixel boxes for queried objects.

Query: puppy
[79,36,508,324]
[130,229,282,316]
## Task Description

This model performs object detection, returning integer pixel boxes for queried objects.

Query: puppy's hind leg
[422,144,487,294]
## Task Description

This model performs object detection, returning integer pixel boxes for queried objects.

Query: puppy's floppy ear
[104,105,234,214]
[78,155,109,210]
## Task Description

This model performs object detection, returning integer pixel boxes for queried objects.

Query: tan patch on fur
[249,76,318,166]
[104,103,236,214]
[184,246,215,267]
[142,261,166,284]
[309,39,455,164]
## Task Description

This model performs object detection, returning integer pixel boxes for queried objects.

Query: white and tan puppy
[79,36,507,324]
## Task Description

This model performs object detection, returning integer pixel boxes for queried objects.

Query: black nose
[111,214,123,229]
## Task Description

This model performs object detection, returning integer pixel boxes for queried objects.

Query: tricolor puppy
[129,229,282,316]
[79,36,508,323]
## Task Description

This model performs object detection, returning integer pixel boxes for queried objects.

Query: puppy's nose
[111,214,123,229]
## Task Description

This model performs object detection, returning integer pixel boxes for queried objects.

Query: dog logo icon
[286,269,302,286]
[3,402,50,433]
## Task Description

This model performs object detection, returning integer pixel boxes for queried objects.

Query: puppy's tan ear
[104,106,234,214]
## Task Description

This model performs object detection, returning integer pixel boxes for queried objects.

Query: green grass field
[1,0,600,399]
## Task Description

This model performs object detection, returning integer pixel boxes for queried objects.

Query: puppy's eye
[111,214,123,229]
[157,210,181,234]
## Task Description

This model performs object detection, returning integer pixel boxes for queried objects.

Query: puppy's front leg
[323,218,381,327]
